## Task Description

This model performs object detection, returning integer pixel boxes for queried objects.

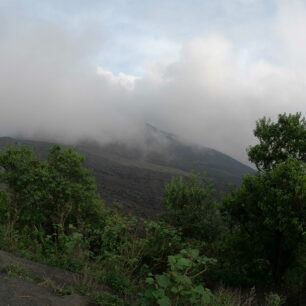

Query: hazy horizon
[0,0,305,164]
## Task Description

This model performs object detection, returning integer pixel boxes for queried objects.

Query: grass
[1,263,34,282]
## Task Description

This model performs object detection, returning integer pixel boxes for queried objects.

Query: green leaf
[193,285,205,295]
[189,249,200,258]
[168,255,176,265]
[170,286,179,294]
[152,289,165,299]
[145,277,154,285]
[156,275,170,288]
[157,296,171,306]
[177,257,192,269]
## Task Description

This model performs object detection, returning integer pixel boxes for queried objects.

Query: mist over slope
[0,1,305,166]
[0,125,254,213]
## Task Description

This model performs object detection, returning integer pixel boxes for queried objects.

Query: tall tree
[223,112,306,288]
[224,158,306,286]
[0,145,102,236]
[247,112,306,171]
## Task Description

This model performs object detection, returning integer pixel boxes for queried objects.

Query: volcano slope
[0,126,253,213]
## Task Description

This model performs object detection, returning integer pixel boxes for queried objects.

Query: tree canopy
[0,145,102,237]
[247,112,306,171]
[224,158,306,285]
[162,172,222,242]
[223,112,306,287]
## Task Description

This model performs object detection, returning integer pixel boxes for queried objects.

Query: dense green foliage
[0,112,304,305]
[221,113,306,292]
[247,112,306,171]
[223,158,306,287]
[0,145,102,235]
[143,249,216,306]
[162,172,222,242]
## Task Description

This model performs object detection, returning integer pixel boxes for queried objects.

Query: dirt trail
[0,250,94,306]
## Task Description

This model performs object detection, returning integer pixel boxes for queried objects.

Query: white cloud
[96,67,139,91]
[0,0,305,165]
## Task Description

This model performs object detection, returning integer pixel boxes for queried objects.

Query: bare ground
[0,250,95,306]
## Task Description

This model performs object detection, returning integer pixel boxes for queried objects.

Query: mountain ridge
[0,128,254,213]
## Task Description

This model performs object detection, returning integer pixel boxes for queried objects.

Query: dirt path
[0,250,94,306]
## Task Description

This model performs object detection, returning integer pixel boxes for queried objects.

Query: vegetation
[247,112,305,171]
[142,248,216,306]
[162,172,222,242]
[0,112,304,305]
[223,158,306,287]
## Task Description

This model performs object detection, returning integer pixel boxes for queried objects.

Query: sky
[0,0,305,164]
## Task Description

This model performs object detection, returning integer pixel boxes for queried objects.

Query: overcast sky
[0,0,305,164]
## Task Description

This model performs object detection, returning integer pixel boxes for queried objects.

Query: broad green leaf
[156,275,170,288]
[157,296,171,306]
[146,277,154,285]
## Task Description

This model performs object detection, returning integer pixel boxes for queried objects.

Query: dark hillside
[0,127,254,212]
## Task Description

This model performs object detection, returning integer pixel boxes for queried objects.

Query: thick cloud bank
[0,1,305,164]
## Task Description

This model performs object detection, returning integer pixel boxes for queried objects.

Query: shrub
[142,248,216,306]
[162,172,222,243]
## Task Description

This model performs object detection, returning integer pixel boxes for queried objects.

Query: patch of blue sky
[1,0,279,75]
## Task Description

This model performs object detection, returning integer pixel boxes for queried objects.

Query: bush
[162,172,222,243]
[0,145,103,239]
[142,248,216,306]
